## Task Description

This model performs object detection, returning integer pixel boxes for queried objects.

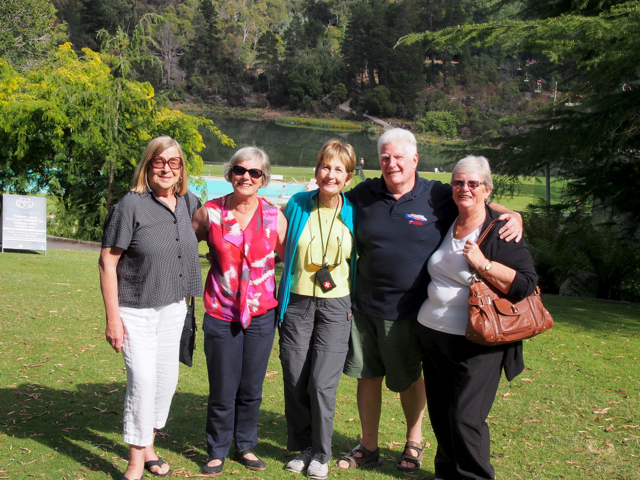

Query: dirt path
[338,99,393,131]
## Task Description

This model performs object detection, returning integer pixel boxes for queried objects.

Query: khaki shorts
[343,310,423,393]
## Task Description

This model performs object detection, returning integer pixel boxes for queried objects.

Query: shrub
[416,111,460,138]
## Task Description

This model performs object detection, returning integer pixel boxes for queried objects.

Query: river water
[199,117,451,171]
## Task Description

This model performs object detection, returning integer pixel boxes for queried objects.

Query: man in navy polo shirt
[337,129,522,471]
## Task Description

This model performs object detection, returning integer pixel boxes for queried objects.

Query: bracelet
[481,261,492,276]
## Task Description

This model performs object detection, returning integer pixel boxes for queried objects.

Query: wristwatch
[481,261,492,276]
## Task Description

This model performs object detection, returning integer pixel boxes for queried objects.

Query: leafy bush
[359,85,396,117]
[416,111,460,138]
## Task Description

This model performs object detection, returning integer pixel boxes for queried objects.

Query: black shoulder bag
[179,192,197,367]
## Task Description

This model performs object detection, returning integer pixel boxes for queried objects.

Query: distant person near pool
[99,136,202,480]
[359,157,365,181]
[277,140,357,479]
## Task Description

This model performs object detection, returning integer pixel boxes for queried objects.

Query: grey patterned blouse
[102,189,203,308]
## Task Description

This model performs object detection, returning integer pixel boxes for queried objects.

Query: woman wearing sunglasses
[417,156,537,480]
[191,147,287,476]
[99,136,203,480]
[276,140,357,479]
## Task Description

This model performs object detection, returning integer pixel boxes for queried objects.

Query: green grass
[275,117,363,132]
[1,250,638,479]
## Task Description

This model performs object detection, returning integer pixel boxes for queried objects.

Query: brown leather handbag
[465,220,554,346]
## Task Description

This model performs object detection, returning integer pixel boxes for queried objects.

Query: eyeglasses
[309,236,343,271]
[150,156,183,170]
[232,165,264,179]
[452,180,485,190]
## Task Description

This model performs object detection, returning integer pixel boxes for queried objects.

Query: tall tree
[0,43,233,240]
[0,0,67,70]
[399,0,640,221]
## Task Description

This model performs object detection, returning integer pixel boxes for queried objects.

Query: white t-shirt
[417,220,482,335]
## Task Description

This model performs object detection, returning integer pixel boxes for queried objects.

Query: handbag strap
[476,219,501,247]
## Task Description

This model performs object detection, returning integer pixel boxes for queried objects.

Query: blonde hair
[223,147,272,187]
[131,136,188,196]
[315,140,357,174]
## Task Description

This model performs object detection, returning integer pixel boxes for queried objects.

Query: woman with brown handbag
[417,155,538,480]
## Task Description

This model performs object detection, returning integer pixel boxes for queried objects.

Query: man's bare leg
[336,377,383,468]
[398,377,426,469]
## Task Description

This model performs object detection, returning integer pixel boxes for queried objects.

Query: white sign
[2,194,47,253]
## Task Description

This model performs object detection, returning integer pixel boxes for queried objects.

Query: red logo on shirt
[406,213,427,226]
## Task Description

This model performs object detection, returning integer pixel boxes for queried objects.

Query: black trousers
[419,325,505,480]
[203,310,276,459]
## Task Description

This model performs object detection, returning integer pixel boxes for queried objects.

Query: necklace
[453,211,485,238]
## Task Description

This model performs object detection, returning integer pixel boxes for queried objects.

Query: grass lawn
[1,249,638,479]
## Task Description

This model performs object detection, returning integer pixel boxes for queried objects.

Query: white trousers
[119,298,187,446]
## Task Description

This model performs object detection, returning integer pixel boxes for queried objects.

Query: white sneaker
[307,459,328,479]
[286,447,313,473]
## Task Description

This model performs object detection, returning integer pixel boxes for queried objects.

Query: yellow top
[290,200,352,298]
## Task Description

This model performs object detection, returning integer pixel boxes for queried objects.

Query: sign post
[1,194,47,254]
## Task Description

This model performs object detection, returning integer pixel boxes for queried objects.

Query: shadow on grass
[0,383,429,478]
[543,295,640,335]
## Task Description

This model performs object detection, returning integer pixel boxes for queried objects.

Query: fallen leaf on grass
[523,420,541,423]
[604,424,614,432]
[593,408,610,414]
[520,378,534,383]
[61,427,79,432]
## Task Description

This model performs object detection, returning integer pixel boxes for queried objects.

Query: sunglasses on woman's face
[232,165,264,179]
[452,180,485,190]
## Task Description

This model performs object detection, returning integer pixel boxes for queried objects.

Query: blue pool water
[194,178,307,203]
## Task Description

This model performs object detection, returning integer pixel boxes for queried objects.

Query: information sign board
[1,194,47,253]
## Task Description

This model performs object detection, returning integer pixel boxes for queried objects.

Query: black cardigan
[477,205,539,381]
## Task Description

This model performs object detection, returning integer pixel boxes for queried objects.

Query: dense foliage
[0,43,232,241]
[34,0,540,128]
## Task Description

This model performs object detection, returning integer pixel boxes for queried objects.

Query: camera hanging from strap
[315,196,339,293]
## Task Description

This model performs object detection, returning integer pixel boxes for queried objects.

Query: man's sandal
[337,444,383,469]
[396,441,424,472]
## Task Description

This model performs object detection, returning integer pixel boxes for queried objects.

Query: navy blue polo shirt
[346,174,457,321]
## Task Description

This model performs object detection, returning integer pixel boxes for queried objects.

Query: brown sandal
[337,444,383,469]
[396,441,424,472]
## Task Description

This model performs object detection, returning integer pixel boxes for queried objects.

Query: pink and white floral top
[203,196,279,328]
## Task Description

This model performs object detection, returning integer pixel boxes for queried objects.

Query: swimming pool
[193,178,307,203]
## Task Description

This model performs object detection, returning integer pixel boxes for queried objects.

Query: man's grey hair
[377,128,417,157]
[451,155,493,190]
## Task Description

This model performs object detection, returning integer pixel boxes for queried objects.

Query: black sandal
[396,441,424,472]
[336,444,383,469]
[144,457,173,477]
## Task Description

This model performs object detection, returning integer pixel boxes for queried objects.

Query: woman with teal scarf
[277,140,357,479]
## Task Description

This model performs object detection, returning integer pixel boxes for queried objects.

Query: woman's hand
[105,316,125,353]
[99,246,125,353]
[463,239,517,295]
[462,239,487,272]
